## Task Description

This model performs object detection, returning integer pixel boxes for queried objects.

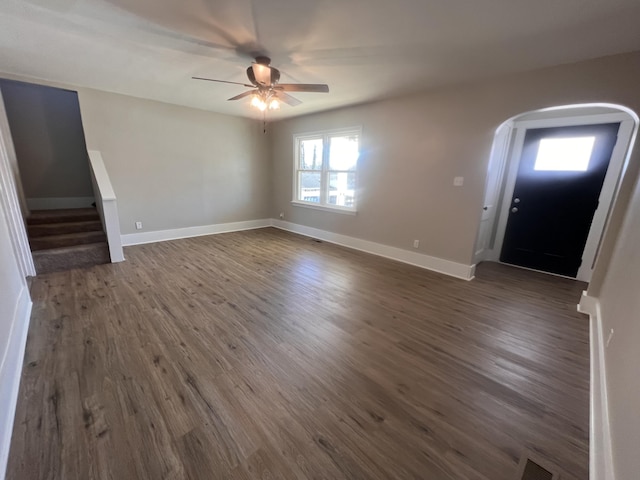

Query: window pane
[327,172,356,207]
[534,136,595,171]
[299,138,323,170]
[329,135,358,171]
[299,172,321,203]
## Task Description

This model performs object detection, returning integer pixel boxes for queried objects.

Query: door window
[534,136,596,172]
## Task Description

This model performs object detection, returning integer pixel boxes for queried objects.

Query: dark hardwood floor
[7,228,590,479]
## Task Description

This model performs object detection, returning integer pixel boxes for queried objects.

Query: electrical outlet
[279,212,284,219]
[453,176,464,187]
[135,221,143,230]
[413,239,420,248]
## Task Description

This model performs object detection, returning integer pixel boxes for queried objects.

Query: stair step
[32,242,110,275]
[30,230,107,251]
[27,208,99,225]
[28,219,103,237]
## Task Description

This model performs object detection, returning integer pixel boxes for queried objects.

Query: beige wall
[0,80,93,199]
[596,177,640,479]
[271,52,640,267]
[78,89,270,235]
[270,51,640,477]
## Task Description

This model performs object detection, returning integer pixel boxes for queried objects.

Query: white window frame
[291,127,361,214]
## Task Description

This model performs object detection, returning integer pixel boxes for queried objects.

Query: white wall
[78,89,270,235]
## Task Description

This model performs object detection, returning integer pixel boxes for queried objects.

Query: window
[534,136,595,171]
[293,128,360,211]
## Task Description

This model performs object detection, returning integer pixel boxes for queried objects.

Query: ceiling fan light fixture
[250,94,267,111]
[269,98,280,110]
[195,57,328,111]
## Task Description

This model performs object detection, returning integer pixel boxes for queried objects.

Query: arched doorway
[474,104,638,282]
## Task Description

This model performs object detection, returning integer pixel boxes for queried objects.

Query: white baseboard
[26,196,95,210]
[121,219,272,246]
[579,292,615,480]
[120,218,475,281]
[271,219,475,281]
[0,286,32,480]
[578,290,599,317]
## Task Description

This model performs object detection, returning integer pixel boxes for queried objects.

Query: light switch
[453,176,464,187]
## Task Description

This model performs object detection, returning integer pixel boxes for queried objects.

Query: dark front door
[500,122,620,277]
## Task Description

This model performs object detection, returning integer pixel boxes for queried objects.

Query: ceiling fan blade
[276,92,302,107]
[192,77,255,88]
[275,84,329,93]
[228,90,256,101]
[251,63,273,85]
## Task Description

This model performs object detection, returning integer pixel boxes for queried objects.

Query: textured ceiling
[0,0,639,119]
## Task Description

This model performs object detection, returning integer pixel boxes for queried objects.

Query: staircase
[27,208,111,274]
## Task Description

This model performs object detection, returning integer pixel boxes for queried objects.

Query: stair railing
[87,150,124,263]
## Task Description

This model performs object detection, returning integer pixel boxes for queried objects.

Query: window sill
[291,201,357,215]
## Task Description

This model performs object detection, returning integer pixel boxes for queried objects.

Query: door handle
[511,207,518,213]
[482,206,488,211]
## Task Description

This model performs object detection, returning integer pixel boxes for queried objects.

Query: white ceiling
[0,0,639,120]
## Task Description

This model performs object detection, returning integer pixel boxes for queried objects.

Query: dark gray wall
[0,80,93,200]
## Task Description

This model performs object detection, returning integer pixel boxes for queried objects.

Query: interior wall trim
[271,219,476,281]
[578,292,615,480]
[121,219,272,246]
[121,217,475,280]
[0,286,32,480]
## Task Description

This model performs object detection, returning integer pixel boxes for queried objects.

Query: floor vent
[518,457,558,480]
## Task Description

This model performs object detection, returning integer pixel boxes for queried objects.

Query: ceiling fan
[193,56,329,110]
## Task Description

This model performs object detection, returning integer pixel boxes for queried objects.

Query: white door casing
[473,123,513,263]
[475,108,637,282]
[0,90,35,278]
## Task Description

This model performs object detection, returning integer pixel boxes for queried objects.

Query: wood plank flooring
[7,228,590,479]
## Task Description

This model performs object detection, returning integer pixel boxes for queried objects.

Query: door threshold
[496,260,582,282]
